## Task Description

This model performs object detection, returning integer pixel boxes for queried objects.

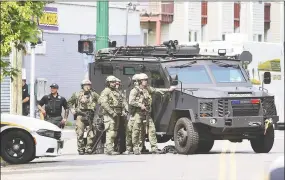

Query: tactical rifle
[91,117,107,153]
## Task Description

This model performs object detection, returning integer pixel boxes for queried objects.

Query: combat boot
[86,149,93,154]
[78,151,85,155]
[106,151,120,155]
[151,149,163,154]
[134,149,141,155]
[123,150,133,155]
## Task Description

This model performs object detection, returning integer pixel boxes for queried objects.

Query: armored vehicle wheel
[250,125,274,153]
[195,140,214,154]
[174,117,199,154]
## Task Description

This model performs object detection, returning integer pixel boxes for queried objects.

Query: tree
[0,1,48,82]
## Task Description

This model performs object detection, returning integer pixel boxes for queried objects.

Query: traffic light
[78,40,94,54]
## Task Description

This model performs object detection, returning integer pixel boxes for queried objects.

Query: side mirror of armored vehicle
[240,51,252,64]
[263,72,271,84]
[169,74,178,86]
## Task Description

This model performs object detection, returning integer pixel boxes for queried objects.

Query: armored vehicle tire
[195,140,214,154]
[250,125,274,153]
[174,117,199,154]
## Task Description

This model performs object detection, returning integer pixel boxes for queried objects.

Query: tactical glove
[112,112,117,118]
[122,111,129,117]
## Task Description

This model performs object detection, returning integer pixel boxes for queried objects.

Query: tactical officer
[113,77,129,153]
[38,83,69,127]
[98,75,123,155]
[124,74,140,154]
[129,73,175,155]
[68,79,100,155]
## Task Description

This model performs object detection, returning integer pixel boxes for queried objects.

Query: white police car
[1,114,64,164]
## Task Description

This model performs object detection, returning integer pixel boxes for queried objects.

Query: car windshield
[167,65,212,84]
[208,64,246,83]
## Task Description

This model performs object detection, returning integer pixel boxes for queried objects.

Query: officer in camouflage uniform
[113,77,129,153]
[124,74,140,154]
[99,75,124,155]
[67,79,100,155]
[129,73,176,155]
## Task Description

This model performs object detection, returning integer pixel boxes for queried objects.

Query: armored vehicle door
[150,68,169,131]
[89,62,121,93]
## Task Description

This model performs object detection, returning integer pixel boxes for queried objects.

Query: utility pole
[11,45,23,115]
[30,43,36,118]
[124,3,137,46]
[96,1,109,51]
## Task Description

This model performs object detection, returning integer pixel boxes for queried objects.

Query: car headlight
[36,129,55,138]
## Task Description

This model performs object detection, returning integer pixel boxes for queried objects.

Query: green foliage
[0,1,48,82]
[65,121,73,126]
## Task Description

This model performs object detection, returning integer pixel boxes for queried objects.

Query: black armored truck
[86,40,279,155]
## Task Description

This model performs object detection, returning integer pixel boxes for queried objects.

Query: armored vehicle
[88,40,279,155]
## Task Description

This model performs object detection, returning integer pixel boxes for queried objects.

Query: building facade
[1,2,142,114]
[141,1,284,44]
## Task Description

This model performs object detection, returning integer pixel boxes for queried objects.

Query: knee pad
[110,130,117,139]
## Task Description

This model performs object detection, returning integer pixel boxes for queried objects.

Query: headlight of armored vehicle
[200,102,213,111]
[199,101,214,117]
[201,103,208,111]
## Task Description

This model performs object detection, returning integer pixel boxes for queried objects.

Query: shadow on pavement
[202,151,282,155]
[28,159,144,167]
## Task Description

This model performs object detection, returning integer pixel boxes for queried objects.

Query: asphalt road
[1,130,284,180]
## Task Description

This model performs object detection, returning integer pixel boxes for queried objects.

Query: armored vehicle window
[123,67,135,75]
[101,65,113,74]
[209,64,246,83]
[167,65,212,84]
[151,71,165,87]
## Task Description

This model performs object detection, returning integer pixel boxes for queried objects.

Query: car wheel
[1,130,35,164]
[250,125,274,153]
[174,117,199,154]
[195,140,214,154]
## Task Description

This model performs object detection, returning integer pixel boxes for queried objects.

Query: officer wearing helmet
[124,73,142,154]
[38,83,69,128]
[67,79,100,155]
[113,77,129,153]
[98,75,123,155]
[129,73,176,155]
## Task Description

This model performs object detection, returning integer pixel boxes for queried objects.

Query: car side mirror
[169,74,178,86]
[263,72,271,84]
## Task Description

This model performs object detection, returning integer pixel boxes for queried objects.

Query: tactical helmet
[115,77,121,83]
[132,74,139,81]
[137,73,148,80]
[106,75,117,82]
[81,79,92,85]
